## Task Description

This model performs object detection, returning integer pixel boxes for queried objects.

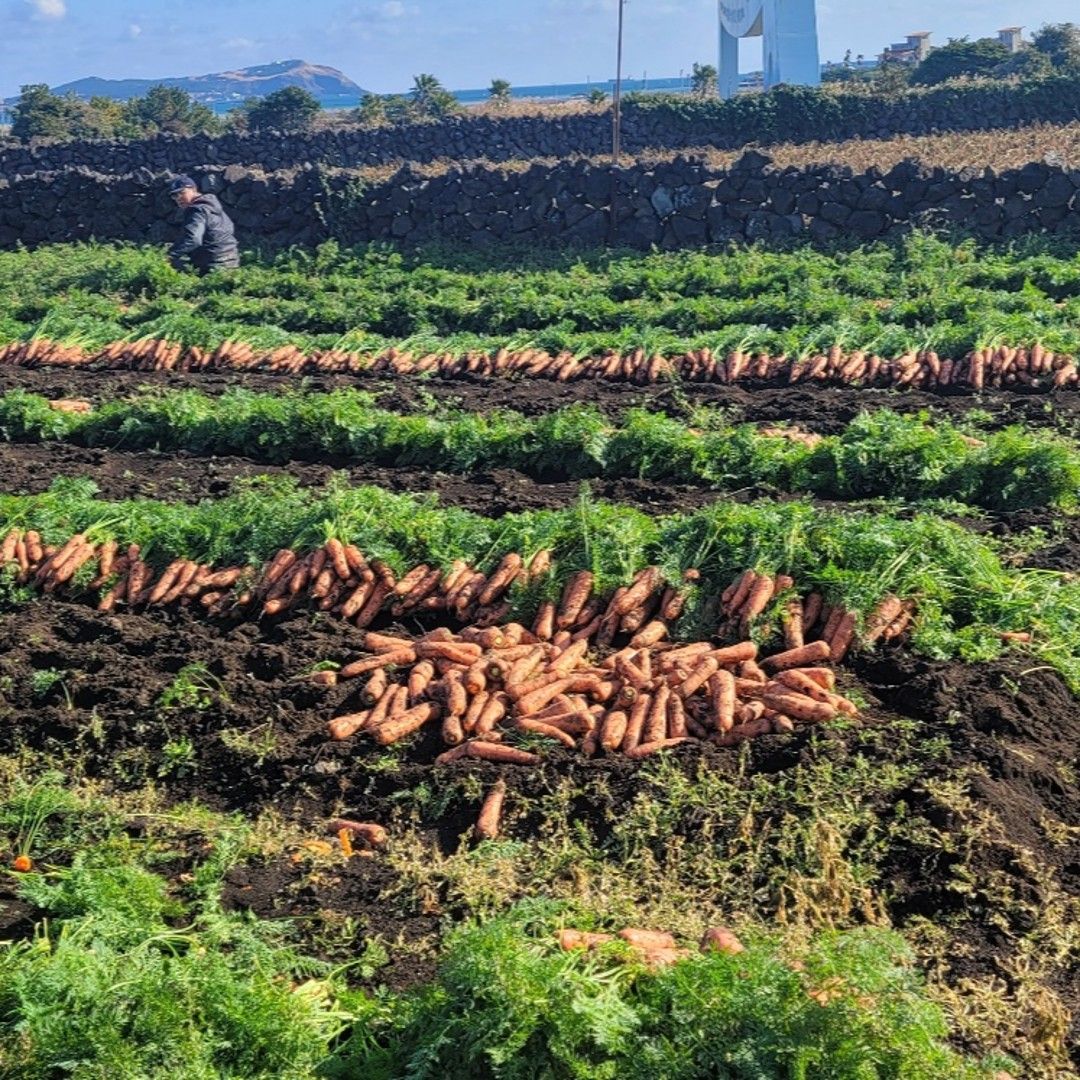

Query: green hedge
[625,74,1080,147]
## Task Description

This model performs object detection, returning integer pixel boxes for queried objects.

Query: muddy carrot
[515,677,574,716]
[621,693,651,752]
[625,738,691,760]
[442,713,465,745]
[827,612,858,663]
[711,642,758,666]
[516,718,576,747]
[863,596,903,645]
[328,712,371,741]
[330,820,388,847]
[310,670,338,687]
[676,656,719,700]
[724,569,756,613]
[739,574,776,626]
[417,641,483,665]
[762,642,831,672]
[600,709,629,751]
[782,599,805,650]
[710,670,736,733]
[475,779,507,840]
[475,692,510,736]
[354,580,393,629]
[462,689,490,734]
[362,668,389,705]
[339,649,416,679]
[532,600,556,641]
[364,631,415,653]
[667,694,688,739]
[644,684,670,744]
[325,538,350,580]
[629,621,668,649]
[761,693,836,724]
[477,554,523,606]
[549,638,588,676]
[556,571,594,629]
[372,702,440,745]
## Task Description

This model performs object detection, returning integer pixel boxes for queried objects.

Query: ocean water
[206,75,704,115]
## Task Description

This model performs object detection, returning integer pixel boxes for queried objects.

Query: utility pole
[610,0,627,243]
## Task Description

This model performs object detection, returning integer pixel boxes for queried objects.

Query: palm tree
[690,62,718,97]
[410,73,457,118]
[489,78,512,107]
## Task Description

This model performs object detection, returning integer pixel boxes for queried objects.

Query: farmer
[167,175,240,275]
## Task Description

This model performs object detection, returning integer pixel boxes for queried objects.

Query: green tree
[410,73,458,118]
[690,62,718,97]
[587,88,608,104]
[994,47,1054,80]
[1032,23,1080,69]
[243,86,322,132]
[122,85,217,135]
[488,78,512,107]
[912,37,1010,85]
[10,84,77,141]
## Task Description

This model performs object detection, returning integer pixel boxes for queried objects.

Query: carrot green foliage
[2,390,1078,513]
[1,477,1076,688]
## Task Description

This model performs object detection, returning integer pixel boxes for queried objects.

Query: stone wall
[2,153,1078,252]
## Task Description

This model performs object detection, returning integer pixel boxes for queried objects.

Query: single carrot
[310,670,338,687]
[712,642,758,666]
[328,712,370,741]
[863,595,903,644]
[762,642,831,672]
[700,927,745,955]
[556,571,594,629]
[710,670,736,733]
[629,621,668,649]
[442,713,465,745]
[827,612,858,663]
[612,566,661,617]
[600,709,629,751]
[739,574,776,626]
[465,742,539,765]
[532,600,557,641]
[619,928,678,951]
[339,649,416,679]
[475,692,509,735]
[516,718,576,747]
[621,693,651,752]
[676,656,719,700]
[761,693,836,724]
[408,660,436,703]
[477,554,523,607]
[325,538,350,580]
[372,702,440,745]
[363,668,389,705]
[475,779,507,840]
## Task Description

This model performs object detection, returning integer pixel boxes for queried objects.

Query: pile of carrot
[1,338,1076,390]
[322,623,858,761]
[0,530,911,665]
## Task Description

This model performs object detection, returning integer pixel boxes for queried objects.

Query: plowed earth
[0,598,1076,1061]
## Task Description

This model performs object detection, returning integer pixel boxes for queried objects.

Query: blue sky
[1,0,1076,98]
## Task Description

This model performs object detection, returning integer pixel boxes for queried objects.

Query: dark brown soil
[0,441,721,516]
[2,366,1077,432]
[0,596,1076,1058]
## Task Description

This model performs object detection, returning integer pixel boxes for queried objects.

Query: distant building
[880,32,932,65]
[998,27,1024,53]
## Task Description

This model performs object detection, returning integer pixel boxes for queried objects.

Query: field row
[1,478,1075,688]
[3,389,1078,513]
[3,337,1079,394]
[4,236,1080,359]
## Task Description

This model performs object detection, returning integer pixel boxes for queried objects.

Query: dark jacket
[169,194,239,272]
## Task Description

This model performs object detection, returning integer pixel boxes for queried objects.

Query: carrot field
[0,236,1077,1079]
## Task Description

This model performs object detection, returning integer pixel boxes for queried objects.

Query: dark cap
[168,175,197,194]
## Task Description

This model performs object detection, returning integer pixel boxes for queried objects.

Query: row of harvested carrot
[321,624,856,761]
[1,338,1076,390]
[0,530,910,667]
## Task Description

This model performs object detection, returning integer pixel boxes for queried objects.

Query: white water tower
[718,0,821,98]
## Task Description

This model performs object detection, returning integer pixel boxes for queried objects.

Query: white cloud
[224,36,258,49]
[128,23,142,37]
[381,1,405,16]
[28,0,66,18]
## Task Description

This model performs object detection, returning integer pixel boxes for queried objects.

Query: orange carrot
[644,684,671,744]
[827,612,858,663]
[328,712,370,741]
[330,820,388,847]
[618,928,677,950]
[863,595,903,644]
[621,693,651,752]
[557,571,594,629]
[408,660,436,703]
[475,692,509,735]
[371,702,440,745]
[363,668,389,705]
[465,741,540,765]
[711,642,758,666]
[339,648,416,679]
[310,670,338,687]
[477,554,523,606]
[739,574,776,626]
[475,779,507,840]
[762,642,831,672]
[676,656,719,700]
[710,670,736,732]
[516,718,576,747]
[700,927,745,955]
[761,693,836,724]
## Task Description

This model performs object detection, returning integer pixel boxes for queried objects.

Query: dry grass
[339,121,1080,184]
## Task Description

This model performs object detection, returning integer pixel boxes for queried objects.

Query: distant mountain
[44,60,366,106]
